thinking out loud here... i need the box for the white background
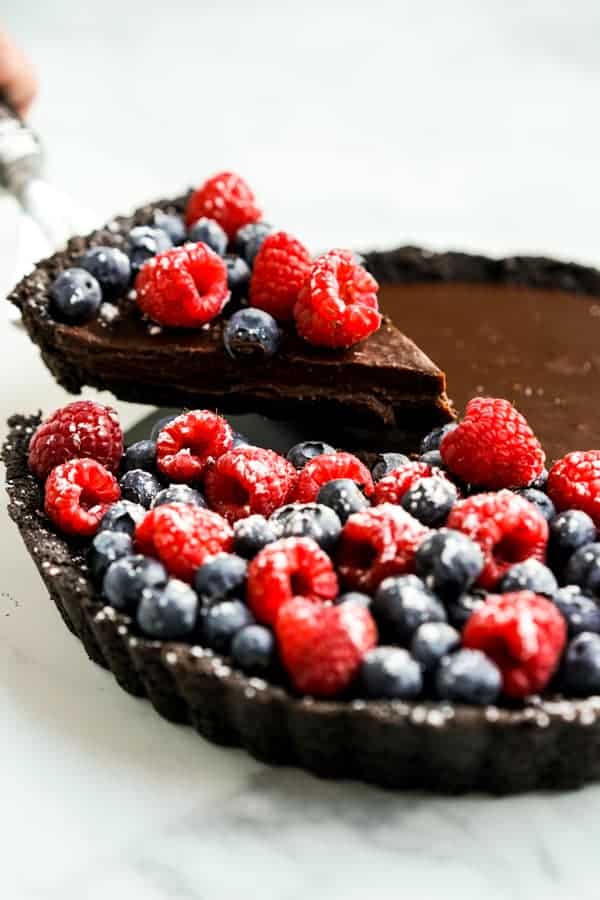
[2,2,600,898]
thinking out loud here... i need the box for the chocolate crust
[6,413,600,794]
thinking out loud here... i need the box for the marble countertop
[3,1,600,897]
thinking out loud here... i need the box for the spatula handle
[0,95,42,194]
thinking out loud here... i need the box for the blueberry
[411,622,460,670]
[98,499,146,536]
[49,267,102,324]
[446,592,486,630]
[371,452,410,482]
[234,222,272,266]
[415,528,484,601]
[359,647,422,699]
[529,468,549,491]
[200,599,255,654]
[564,543,600,597]
[223,308,281,359]
[151,210,186,245]
[150,413,179,441]
[232,430,250,448]
[270,503,341,552]
[78,246,131,299]
[122,440,157,473]
[231,624,276,674]
[316,478,370,524]
[286,441,336,470]
[334,591,372,608]
[119,469,162,508]
[401,476,458,527]
[436,649,501,704]
[103,554,168,612]
[233,515,279,559]
[87,530,132,585]
[515,488,556,522]
[419,450,444,468]
[554,586,600,636]
[193,553,247,605]
[563,632,600,695]
[127,225,172,274]
[152,484,207,508]
[549,510,597,572]
[136,578,198,640]
[420,423,458,455]
[187,217,228,256]
[372,574,446,643]
[498,559,558,596]
[224,254,251,302]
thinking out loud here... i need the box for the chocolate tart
[8,195,453,453]
[6,403,600,795]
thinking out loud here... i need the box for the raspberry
[293,251,381,348]
[204,446,296,523]
[135,502,233,582]
[373,460,449,506]
[293,452,374,504]
[44,458,121,538]
[185,171,261,239]
[463,591,566,698]
[248,231,311,321]
[135,243,229,328]
[276,596,377,697]
[547,451,600,527]
[156,410,233,482]
[337,503,430,593]
[447,491,549,589]
[440,397,545,489]
[247,537,338,625]
[28,400,123,480]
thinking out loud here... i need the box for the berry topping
[293,452,373,504]
[547,451,600,526]
[223,308,281,359]
[411,622,460,670]
[186,217,228,256]
[317,478,371,523]
[247,536,338,625]
[122,440,157,473]
[233,514,279,559]
[231,624,276,675]
[127,225,172,274]
[204,446,296,522]
[103,554,168,612]
[99,499,145,536]
[234,222,273,265]
[420,423,458,455]
[336,504,430,593]
[445,591,486,631]
[199,599,255,654]
[48,267,102,324]
[152,484,207,509]
[371,452,410,482]
[137,579,198,640]
[185,171,261,239]
[249,231,311,320]
[440,397,545,489]
[270,502,342,552]
[231,430,250,449]
[401,476,458,527]
[446,491,549,589]
[554,586,600,636]
[563,632,600,695]
[119,469,162,509]
[564,543,600,597]
[372,574,446,642]
[497,559,558,597]
[151,210,186,245]
[420,450,444,468]
[156,410,233,483]
[87,530,132,585]
[462,591,567,697]
[515,488,556,522]
[223,254,251,301]
[275,596,377,697]
[334,591,372,608]
[28,400,123,480]
[44,458,121,538]
[78,246,132,299]
[135,242,229,328]
[135,502,233,582]
[435,649,502,705]
[548,510,597,571]
[415,529,484,601]
[373,460,447,507]
[193,553,247,605]
[359,646,423,699]
[294,251,381,348]
[286,440,336,470]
